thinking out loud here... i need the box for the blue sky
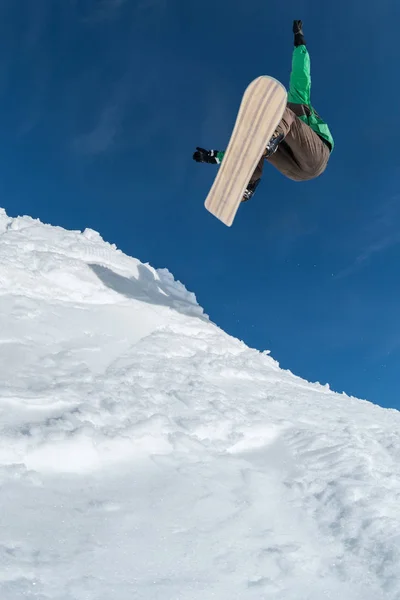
[1,0,399,409]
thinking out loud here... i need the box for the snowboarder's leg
[243,105,328,200]
[267,106,330,181]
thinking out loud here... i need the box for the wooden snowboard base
[205,76,287,227]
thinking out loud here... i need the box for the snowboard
[205,76,287,227]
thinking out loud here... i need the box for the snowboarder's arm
[288,46,311,106]
[287,20,311,106]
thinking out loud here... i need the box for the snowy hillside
[1,207,400,600]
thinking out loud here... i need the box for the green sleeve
[287,45,311,106]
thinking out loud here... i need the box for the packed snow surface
[0,207,400,600]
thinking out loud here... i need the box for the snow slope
[0,207,400,600]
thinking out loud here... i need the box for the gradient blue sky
[0,0,399,409]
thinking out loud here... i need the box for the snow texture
[0,207,400,600]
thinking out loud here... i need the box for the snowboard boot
[264,132,284,158]
[242,178,261,202]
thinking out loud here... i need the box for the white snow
[0,207,400,600]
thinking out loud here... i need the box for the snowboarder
[193,20,334,201]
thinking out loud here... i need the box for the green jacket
[215,45,334,162]
[289,45,334,151]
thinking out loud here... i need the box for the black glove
[293,20,306,47]
[193,147,220,164]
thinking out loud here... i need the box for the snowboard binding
[242,178,261,202]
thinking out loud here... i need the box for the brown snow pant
[250,104,330,184]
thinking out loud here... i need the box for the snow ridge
[0,208,400,600]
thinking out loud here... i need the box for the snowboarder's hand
[293,20,303,34]
[293,20,306,46]
[193,147,221,164]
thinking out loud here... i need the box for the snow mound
[1,207,400,600]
